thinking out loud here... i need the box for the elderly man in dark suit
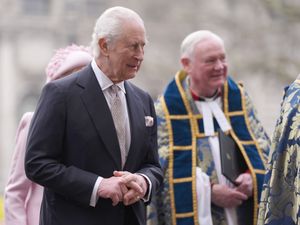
[25,6,163,225]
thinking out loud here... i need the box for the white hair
[180,30,224,59]
[90,6,145,58]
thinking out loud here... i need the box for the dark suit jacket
[25,65,163,225]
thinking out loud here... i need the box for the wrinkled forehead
[197,37,224,49]
[194,38,226,56]
[114,20,147,44]
[121,19,146,35]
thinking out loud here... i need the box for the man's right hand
[97,176,128,206]
[113,171,146,206]
[211,183,248,208]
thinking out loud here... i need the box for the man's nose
[214,59,224,70]
[134,46,144,61]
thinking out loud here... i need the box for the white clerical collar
[195,99,231,136]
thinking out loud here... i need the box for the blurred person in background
[147,30,270,225]
[258,74,300,225]
[4,44,92,225]
[24,6,162,225]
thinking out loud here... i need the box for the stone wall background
[0,0,299,191]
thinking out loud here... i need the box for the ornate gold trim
[173,145,193,151]
[223,81,262,225]
[160,96,177,225]
[175,72,199,225]
[174,177,193,183]
[176,212,195,218]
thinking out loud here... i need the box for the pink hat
[45,44,92,82]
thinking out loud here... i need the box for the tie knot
[111,85,119,93]
[110,85,121,98]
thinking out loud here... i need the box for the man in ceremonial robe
[258,75,300,225]
[147,30,270,225]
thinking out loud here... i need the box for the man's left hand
[234,173,253,197]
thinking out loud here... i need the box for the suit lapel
[124,82,145,169]
[77,65,122,169]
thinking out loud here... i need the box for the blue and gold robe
[147,71,270,225]
[258,79,300,225]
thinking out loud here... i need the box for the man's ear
[181,57,191,72]
[98,38,109,56]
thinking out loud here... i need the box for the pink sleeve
[4,112,34,225]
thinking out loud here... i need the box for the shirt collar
[91,59,126,94]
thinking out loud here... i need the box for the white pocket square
[145,116,154,127]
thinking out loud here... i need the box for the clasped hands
[211,172,253,208]
[97,171,147,206]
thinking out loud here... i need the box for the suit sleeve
[147,97,171,224]
[25,83,98,206]
[135,93,163,203]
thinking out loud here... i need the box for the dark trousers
[124,205,139,225]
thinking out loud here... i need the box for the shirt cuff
[89,176,102,207]
[137,173,152,202]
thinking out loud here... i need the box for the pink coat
[4,112,43,225]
